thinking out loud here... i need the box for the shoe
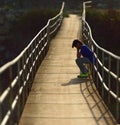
[77,72,90,78]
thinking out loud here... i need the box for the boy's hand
[77,48,81,58]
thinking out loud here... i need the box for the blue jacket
[80,45,96,64]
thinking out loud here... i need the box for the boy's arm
[77,48,81,58]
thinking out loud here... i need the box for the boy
[72,39,95,78]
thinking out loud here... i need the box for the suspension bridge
[0,2,120,125]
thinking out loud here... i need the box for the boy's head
[72,39,83,48]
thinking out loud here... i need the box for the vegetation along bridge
[0,2,120,125]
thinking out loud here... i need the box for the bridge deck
[19,14,117,125]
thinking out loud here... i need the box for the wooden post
[116,60,120,123]
[9,67,14,125]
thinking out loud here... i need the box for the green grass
[86,8,120,56]
[0,8,59,66]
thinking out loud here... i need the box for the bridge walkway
[19,14,117,125]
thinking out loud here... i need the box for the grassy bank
[0,9,58,66]
[86,9,120,56]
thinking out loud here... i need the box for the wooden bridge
[0,2,120,125]
[19,14,117,125]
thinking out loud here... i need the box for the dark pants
[76,57,91,74]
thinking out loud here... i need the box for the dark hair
[72,39,83,48]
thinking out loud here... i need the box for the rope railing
[82,1,120,123]
[0,2,65,125]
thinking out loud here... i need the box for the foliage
[0,9,58,66]
[10,9,58,51]
[15,9,57,38]
[86,9,120,55]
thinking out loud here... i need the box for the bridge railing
[0,2,65,125]
[82,1,120,123]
